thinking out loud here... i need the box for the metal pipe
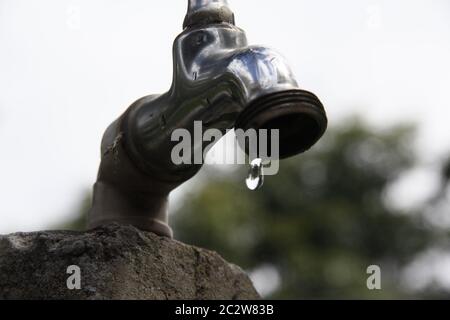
[187,0,229,12]
[88,1,327,237]
[184,0,234,28]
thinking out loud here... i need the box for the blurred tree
[56,192,91,231]
[171,118,448,299]
[60,118,449,299]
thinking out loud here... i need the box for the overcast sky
[0,0,449,234]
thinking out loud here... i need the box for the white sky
[0,0,449,234]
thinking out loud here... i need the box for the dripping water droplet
[246,158,264,190]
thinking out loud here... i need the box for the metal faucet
[87,0,328,238]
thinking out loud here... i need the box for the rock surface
[0,223,260,300]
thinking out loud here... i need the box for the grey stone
[0,223,260,300]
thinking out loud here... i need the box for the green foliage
[60,118,448,299]
[56,192,91,231]
[172,119,446,299]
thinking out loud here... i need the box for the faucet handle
[184,0,235,29]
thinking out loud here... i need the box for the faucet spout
[87,1,328,238]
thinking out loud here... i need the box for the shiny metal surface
[188,0,229,11]
[184,0,234,28]
[88,1,328,237]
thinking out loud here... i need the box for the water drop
[246,158,264,190]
